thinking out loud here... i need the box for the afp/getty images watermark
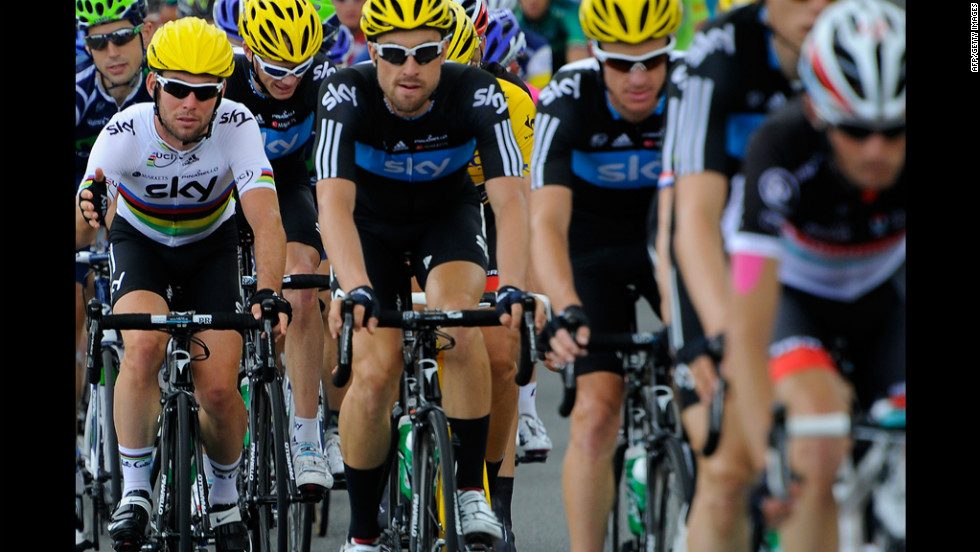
[973,3,979,72]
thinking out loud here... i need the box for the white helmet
[798,0,905,126]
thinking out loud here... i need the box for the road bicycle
[333,292,537,552]
[235,224,335,552]
[76,239,123,551]
[764,397,906,552]
[564,330,695,552]
[87,299,277,552]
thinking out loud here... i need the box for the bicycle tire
[288,501,314,552]
[316,490,330,537]
[251,381,275,552]
[412,408,462,552]
[647,436,695,552]
[176,392,194,552]
[606,441,638,552]
[268,379,296,552]
[102,346,123,509]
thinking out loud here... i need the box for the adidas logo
[392,141,408,152]
[611,133,633,148]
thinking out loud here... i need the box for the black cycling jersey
[531,57,673,255]
[664,1,803,187]
[223,52,337,254]
[730,98,906,301]
[313,61,524,228]
[531,56,674,375]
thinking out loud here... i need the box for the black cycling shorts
[356,196,488,311]
[107,217,241,314]
[572,243,661,378]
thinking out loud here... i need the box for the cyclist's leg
[319,260,347,480]
[278,178,331,492]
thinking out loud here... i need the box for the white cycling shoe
[516,413,552,462]
[458,489,504,541]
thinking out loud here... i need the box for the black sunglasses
[155,75,225,102]
[591,36,675,73]
[375,41,444,66]
[836,123,906,140]
[85,24,143,51]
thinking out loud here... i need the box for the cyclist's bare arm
[529,184,588,364]
[315,176,376,335]
[673,170,730,401]
[726,253,781,469]
[239,186,289,330]
[484,174,532,330]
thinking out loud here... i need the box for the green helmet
[310,0,336,22]
[76,0,147,31]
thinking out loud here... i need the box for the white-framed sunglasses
[254,54,315,80]
[591,35,676,73]
[374,40,445,66]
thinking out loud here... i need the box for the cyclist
[529,0,681,549]
[333,0,370,64]
[724,1,905,549]
[75,17,290,552]
[314,0,356,65]
[312,0,537,547]
[75,1,152,533]
[661,0,834,549]
[177,0,216,20]
[442,3,536,549]
[226,0,337,496]
[212,0,245,48]
[145,0,180,36]
[515,0,589,84]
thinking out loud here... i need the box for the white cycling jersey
[79,99,276,248]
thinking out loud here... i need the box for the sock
[485,458,503,495]
[344,462,387,541]
[291,416,321,449]
[119,445,154,496]
[447,415,490,491]
[518,382,538,419]
[207,453,242,506]
[491,476,515,531]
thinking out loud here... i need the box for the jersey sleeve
[671,29,738,179]
[726,117,794,261]
[505,80,536,176]
[463,69,524,182]
[79,109,142,202]
[529,73,577,191]
[658,55,688,189]
[312,68,364,182]
[217,102,277,196]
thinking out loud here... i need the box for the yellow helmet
[445,0,478,63]
[579,0,682,44]
[147,16,235,77]
[360,0,454,40]
[239,0,323,63]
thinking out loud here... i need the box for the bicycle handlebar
[333,295,538,388]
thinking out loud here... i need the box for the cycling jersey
[76,62,152,188]
[515,0,587,74]
[531,57,672,255]
[223,52,337,254]
[728,99,907,302]
[665,2,802,187]
[313,61,524,226]
[78,100,276,248]
[530,56,671,375]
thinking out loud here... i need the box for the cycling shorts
[572,243,661,378]
[358,197,488,311]
[107,217,241,314]
[769,264,906,412]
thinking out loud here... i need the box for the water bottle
[398,415,413,501]
[623,444,647,536]
[240,376,251,446]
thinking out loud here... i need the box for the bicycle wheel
[288,501,314,552]
[176,392,195,552]
[102,345,123,508]
[316,491,330,537]
[647,436,695,552]
[411,408,462,552]
[249,381,275,552]
[268,378,297,552]
[606,441,642,552]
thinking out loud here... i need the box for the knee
[790,437,849,491]
[569,396,621,454]
[350,359,400,415]
[121,335,168,381]
[283,287,320,322]
[197,383,244,416]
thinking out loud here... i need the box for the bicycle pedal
[465,533,496,551]
[299,486,327,503]
[516,451,548,464]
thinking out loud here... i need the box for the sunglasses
[85,24,143,51]
[374,41,444,66]
[155,75,225,102]
[591,35,675,73]
[253,54,315,80]
[835,123,906,140]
